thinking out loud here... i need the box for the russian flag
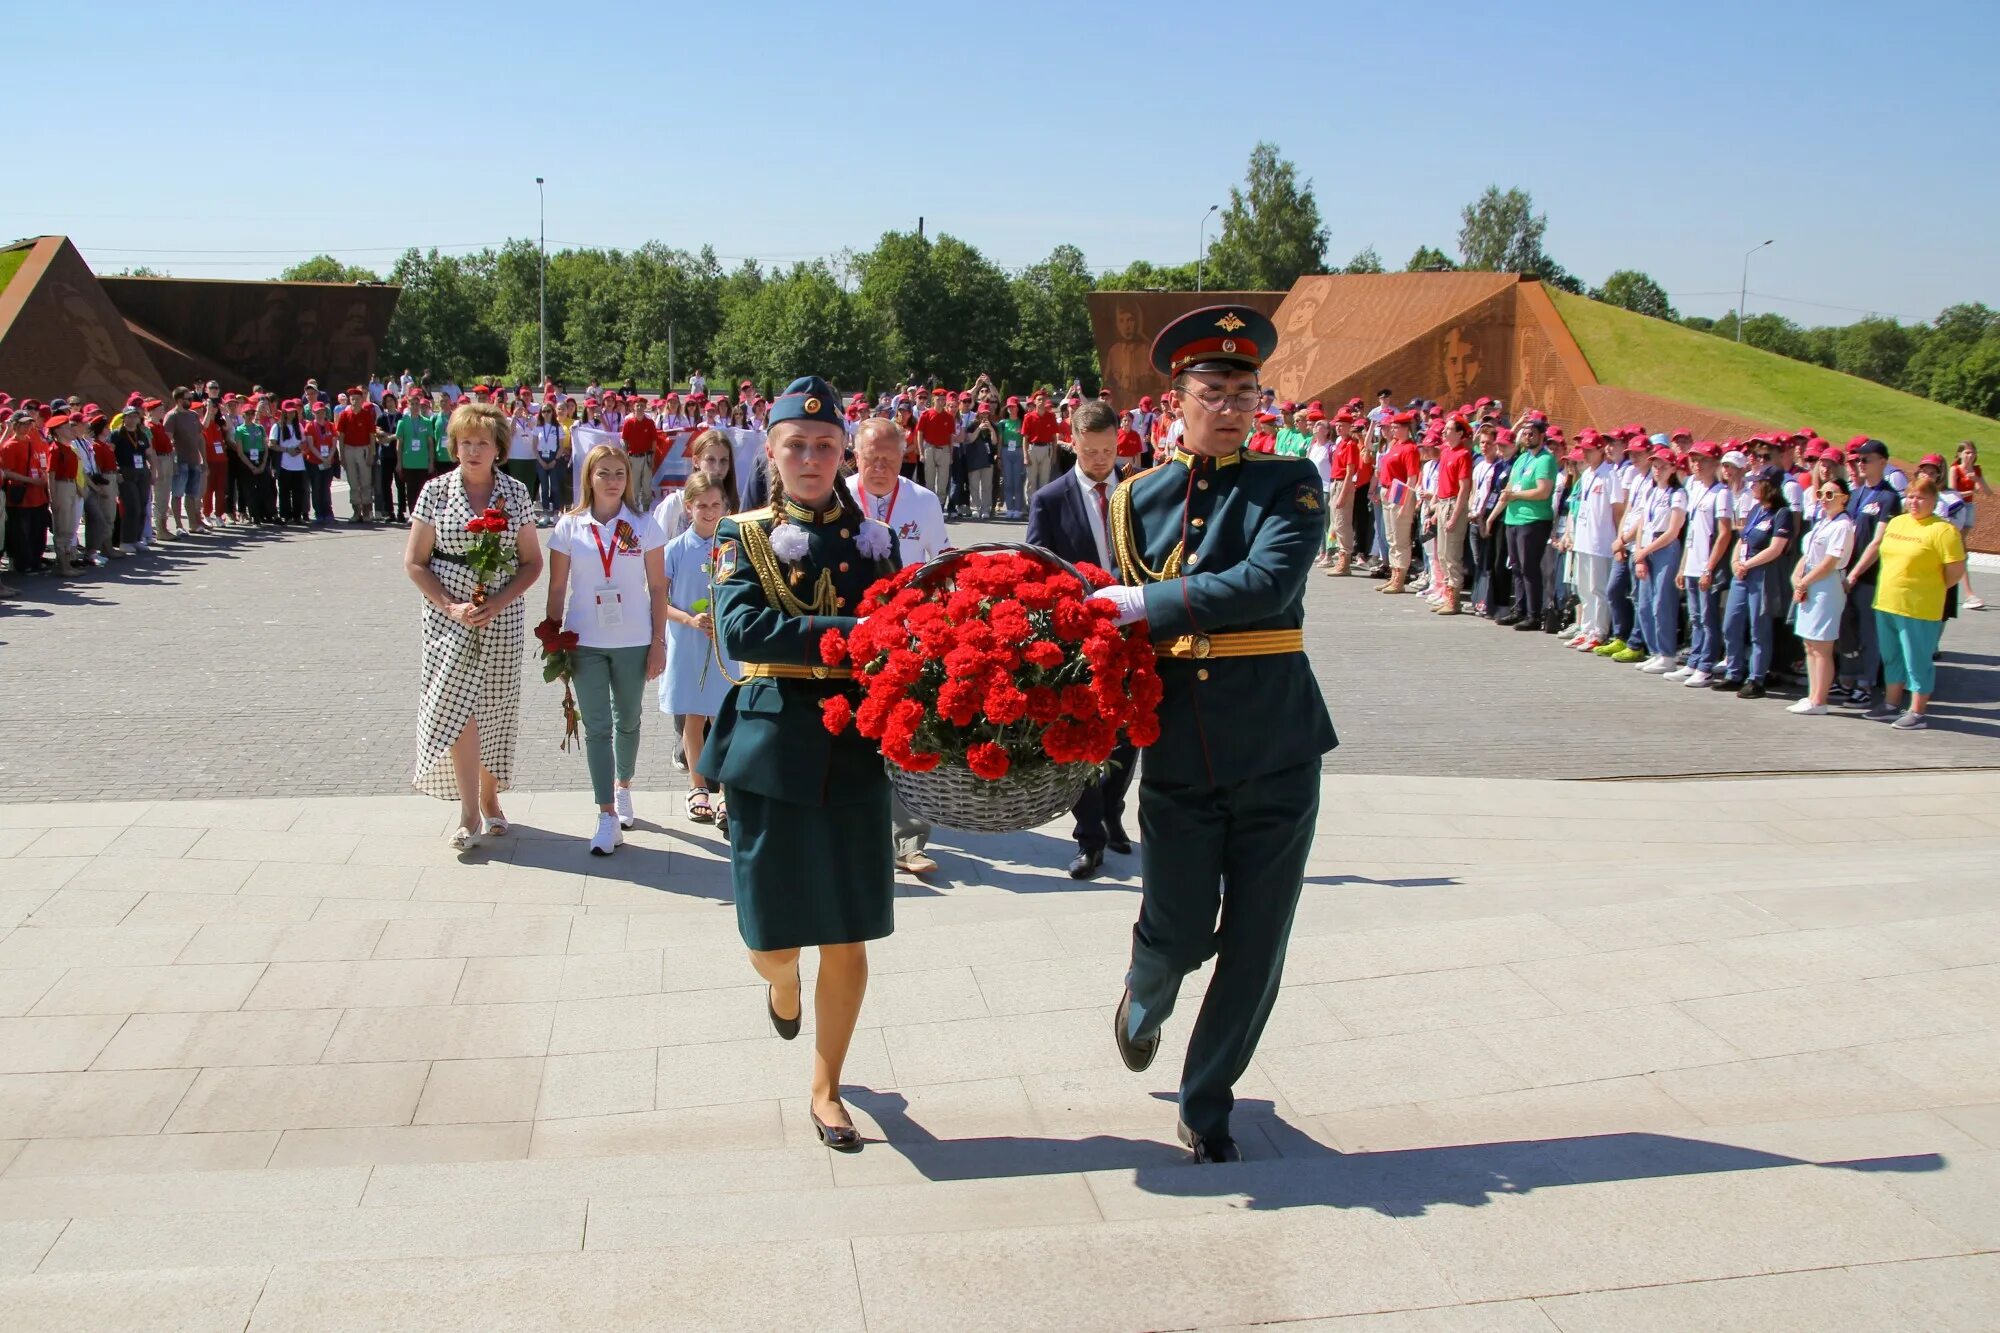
[1387,479,1408,506]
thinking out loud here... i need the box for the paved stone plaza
[0,507,1996,1329]
[2,516,1996,802]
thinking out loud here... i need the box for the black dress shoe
[1068,848,1103,880]
[1710,676,1744,692]
[1512,619,1541,631]
[1737,679,1767,699]
[767,967,801,1041]
[1104,826,1133,855]
[1113,988,1159,1072]
[810,1104,862,1152]
[1494,612,1522,626]
[1178,1118,1242,1164]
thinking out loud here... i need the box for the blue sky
[8,0,1994,326]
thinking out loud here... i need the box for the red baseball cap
[1138,395,1154,408]
[1691,440,1722,459]
[1919,453,1947,468]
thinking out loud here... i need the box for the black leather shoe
[1738,680,1767,700]
[1494,612,1522,626]
[1710,677,1744,692]
[1512,619,1541,631]
[1178,1118,1242,1164]
[767,967,801,1041]
[1068,849,1103,880]
[1104,826,1133,855]
[1113,988,1159,1072]
[810,1103,862,1152]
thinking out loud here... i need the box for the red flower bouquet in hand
[534,618,583,751]
[460,506,518,662]
[822,549,1163,804]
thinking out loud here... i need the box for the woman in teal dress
[697,375,899,1151]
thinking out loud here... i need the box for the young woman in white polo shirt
[544,444,670,854]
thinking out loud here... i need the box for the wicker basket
[882,541,1102,833]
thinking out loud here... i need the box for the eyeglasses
[1181,390,1262,415]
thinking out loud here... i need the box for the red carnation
[966,742,1011,781]
[1024,685,1062,723]
[1051,600,1092,641]
[819,628,849,666]
[821,695,853,735]
[983,682,1029,725]
[1023,640,1064,670]
[1074,561,1116,589]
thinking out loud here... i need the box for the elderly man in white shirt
[847,417,951,875]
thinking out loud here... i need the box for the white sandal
[449,823,481,851]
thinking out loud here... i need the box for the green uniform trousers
[572,645,649,806]
[1124,758,1320,1141]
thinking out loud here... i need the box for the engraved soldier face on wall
[1442,326,1481,402]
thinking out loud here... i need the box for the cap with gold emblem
[1150,304,1281,377]
[766,375,845,429]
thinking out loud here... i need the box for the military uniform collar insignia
[781,495,846,525]
[1171,447,1244,471]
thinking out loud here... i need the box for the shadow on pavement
[846,1089,1947,1218]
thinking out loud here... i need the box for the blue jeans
[1000,446,1025,515]
[1723,574,1773,682]
[1685,577,1723,673]
[1635,544,1682,656]
[1607,553,1639,646]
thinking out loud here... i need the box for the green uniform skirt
[726,781,894,952]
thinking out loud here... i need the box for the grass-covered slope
[1553,289,1996,452]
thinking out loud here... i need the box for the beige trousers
[1331,488,1357,554]
[150,455,174,535]
[1438,514,1469,593]
[49,478,82,560]
[1387,499,1417,570]
[342,445,374,519]
[1025,444,1056,501]
[922,445,952,501]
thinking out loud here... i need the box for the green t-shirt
[232,420,267,465]
[397,414,435,469]
[1503,448,1557,524]
[998,418,1022,448]
[1274,427,1310,459]
[428,413,453,465]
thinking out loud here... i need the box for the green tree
[1798,325,1839,369]
[1902,303,1998,398]
[854,230,1014,385]
[1594,269,1676,320]
[1405,245,1456,273]
[1734,313,1810,360]
[1094,259,1199,291]
[1832,317,1918,385]
[379,248,505,381]
[1458,185,1556,274]
[1930,339,2000,418]
[1009,244,1098,393]
[711,260,889,393]
[105,265,165,278]
[1342,246,1384,275]
[1204,142,1329,291]
[279,254,381,284]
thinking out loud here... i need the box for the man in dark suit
[1026,399,1137,879]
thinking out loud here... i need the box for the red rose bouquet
[533,618,583,751]
[819,548,1162,820]
[460,505,518,661]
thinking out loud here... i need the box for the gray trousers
[891,792,931,859]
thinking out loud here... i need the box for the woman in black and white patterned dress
[403,402,544,849]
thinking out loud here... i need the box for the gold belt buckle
[811,665,830,680]
[1190,634,1213,659]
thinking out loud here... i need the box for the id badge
[594,584,625,629]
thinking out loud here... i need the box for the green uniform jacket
[1113,448,1337,788]
[698,507,898,808]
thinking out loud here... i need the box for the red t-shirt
[1354,447,1376,487]
[915,408,957,448]
[1115,428,1144,458]
[1330,439,1361,482]
[1435,444,1473,501]
[302,421,337,467]
[1056,420,1073,445]
[1020,410,1058,445]
[1247,430,1276,455]
[334,404,377,448]
[92,439,120,474]
[621,415,661,459]
[47,439,82,482]
[2,438,49,506]
[1378,440,1420,489]
[149,422,174,457]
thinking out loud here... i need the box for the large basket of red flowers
[816,543,1163,834]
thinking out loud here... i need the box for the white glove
[1088,585,1148,626]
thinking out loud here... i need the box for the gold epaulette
[737,516,840,617]
[1110,476,1184,585]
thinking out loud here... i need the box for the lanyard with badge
[589,521,626,630]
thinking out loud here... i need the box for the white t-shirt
[1640,481,1687,545]
[1681,478,1732,576]
[506,417,536,461]
[847,473,948,568]
[1619,473,1652,542]
[1800,512,1855,573]
[1568,462,1622,558]
[549,507,666,650]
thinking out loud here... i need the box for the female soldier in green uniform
[698,375,899,1151]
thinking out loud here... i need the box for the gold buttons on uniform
[1188,553,1201,566]
[1197,479,1210,491]
[839,562,850,572]
[1197,669,1210,681]
[1191,517,1205,528]
[839,528,851,539]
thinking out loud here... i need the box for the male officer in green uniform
[1088,304,1337,1163]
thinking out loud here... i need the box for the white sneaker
[1682,670,1712,687]
[1966,595,1986,610]
[1662,666,1693,682]
[1786,700,1828,715]
[1639,656,1673,674]
[613,787,635,829]
[589,811,623,856]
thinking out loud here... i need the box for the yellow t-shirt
[1872,514,1966,621]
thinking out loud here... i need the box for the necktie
[1092,480,1108,528]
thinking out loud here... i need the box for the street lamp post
[1737,239,1773,342]
[1196,203,1219,293]
[535,177,547,383]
